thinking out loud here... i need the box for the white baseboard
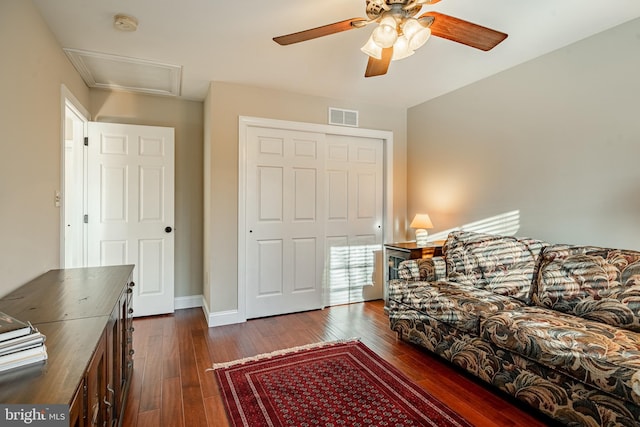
[207,309,246,327]
[175,295,245,327]
[174,295,204,310]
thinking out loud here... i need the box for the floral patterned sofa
[388,230,640,426]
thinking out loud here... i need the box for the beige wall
[90,90,204,298]
[0,0,90,295]
[407,18,640,250]
[204,82,407,313]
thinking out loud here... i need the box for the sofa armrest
[397,257,446,282]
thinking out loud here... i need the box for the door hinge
[84,137,88,146]
[83,214,88,224]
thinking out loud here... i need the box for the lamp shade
[410,214,433,230]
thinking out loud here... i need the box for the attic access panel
[64,48,182,97]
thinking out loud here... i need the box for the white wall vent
[328,108,359,127]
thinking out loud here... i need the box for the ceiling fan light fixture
[403,19,431,50]
[402,17,420,34]
[372,16,398,48]
[272,2,509,78]
[361,35,383,59]
[391,35,414,61]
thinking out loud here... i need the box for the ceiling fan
[273,0,508,77]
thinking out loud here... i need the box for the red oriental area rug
[212,339,472,427]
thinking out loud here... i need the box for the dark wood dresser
[0,265,135,427]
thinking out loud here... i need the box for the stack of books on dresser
[0,311,47,373]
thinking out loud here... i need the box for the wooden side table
[382,241,444,310]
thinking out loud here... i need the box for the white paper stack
[0,312,47,373]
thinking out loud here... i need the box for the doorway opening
[61,85,89,268]
[59,87,176,316]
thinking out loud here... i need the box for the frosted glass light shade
[410,27,431,50]
[402,18,421,38]
[361,35,383,59]
[379,16,397,29]
[372,16,398,48]
[391,35,414,60]
[403,18,431,50]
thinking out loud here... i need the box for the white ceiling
[33,0,640,108]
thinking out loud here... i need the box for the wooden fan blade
[421,12,508,51]
[273,18,367,45]
[365,47,393,78]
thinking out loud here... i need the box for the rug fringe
[208,337,360,371]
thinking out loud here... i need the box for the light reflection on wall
[424,178,468,215]
[427,210,521,241]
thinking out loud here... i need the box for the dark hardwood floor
[123,300,553,426]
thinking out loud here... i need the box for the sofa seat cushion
[481,306,640,404]
[443,231,547,303]
[534,244,640,332]
[388,280,525,334]
[391,304,640,426]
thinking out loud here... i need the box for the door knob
[165,226,173,233]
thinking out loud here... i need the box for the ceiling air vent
[328,108,359,127]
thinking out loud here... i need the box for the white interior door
[87,122,175,317]
[63,104,88,268]
[245,126,325,318]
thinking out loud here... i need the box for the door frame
[238,116,394,323]
[60,84,90,268]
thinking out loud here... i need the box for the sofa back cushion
[443,231,546,303]
[534,244,640,332]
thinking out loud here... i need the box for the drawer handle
[129,349,135,356]
[91,402,99,425]
[129,281,135,287]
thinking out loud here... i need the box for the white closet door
[245,126,325,319]
[324,134,384,306]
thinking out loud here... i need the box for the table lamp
[410,213,433,247]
